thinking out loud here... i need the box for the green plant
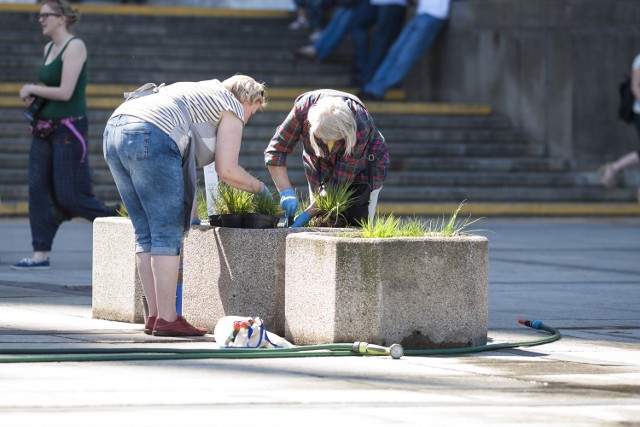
[356,214,402,238]
[399,216,429,237]
[251,190,283,216]
[116,203,128,218]
[346,202,482,238]
[213,181,254,214]
[196,184,208,220]
[312,182,357,227]
[427,201,482,237]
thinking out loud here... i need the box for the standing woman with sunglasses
[13,0,117,270]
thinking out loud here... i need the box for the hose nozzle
[352,341,404,359]
[518,319,543,330]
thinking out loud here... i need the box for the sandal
[598,163,616,188]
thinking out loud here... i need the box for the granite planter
[92,217,144,323]
[181,225,314,335]
[284,232,489,349]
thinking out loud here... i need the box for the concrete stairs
[1,3,638,217]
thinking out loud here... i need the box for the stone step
[0,96,492,115]
[1,4,634,209]
[0,124,529,148]
[0,164,599,187]
[0,8,355,86]
[1,181,634,205]
[0,83,408,103]
[0,138,543,163]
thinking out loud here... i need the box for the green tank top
[38,36,87,120]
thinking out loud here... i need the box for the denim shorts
[103,115,184,255]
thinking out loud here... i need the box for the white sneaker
[309,30,322,42]
[288,16,309,30]
[295,45,317,61]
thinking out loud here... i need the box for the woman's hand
[19,85,35,103]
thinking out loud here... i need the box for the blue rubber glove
[279,188,298,218]
[191,219,201,226]
[290,211,311,228]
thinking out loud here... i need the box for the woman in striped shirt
[103,75,268,337]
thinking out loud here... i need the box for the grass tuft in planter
[307,183,357,228]
[213,181,254,215]
[116,203,129,218]
[252,190,283,217]
[210,181,283,228]
[346,202,482,238]
[245,190,283,229]
[196,185,209,221]
[211,182,253,227]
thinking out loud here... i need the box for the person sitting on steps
[358,0,451,101]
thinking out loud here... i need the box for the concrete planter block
[92,217,144,323]
[182,226,313,335]
[285,233,489,349]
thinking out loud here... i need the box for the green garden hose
[0,319,560,363]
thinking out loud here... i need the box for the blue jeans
[351,4,406,86]
[313,6,354,60]
[103,115,184,255]
[294,0,334,30]
[28,116,115,252]
[364,13,447,98]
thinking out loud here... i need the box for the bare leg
[611,152,640,173]
[136,252,158,318]
[32,251,49,263]
[599,152,640,187]
[151,254,180,322]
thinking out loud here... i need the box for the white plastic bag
[214,316,293,348]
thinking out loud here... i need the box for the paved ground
[0,216,639,426]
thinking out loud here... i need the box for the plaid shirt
[264,90,389,190]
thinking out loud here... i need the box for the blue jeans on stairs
[363,13,447,98]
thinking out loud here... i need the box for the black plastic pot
[208,214,223,227]
[244,213,280,229]
[219,213,245,228]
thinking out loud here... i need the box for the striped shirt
[264,90,389,190]
[110,79,244,166]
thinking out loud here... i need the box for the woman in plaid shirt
[265,90,389,227]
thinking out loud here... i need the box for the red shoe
[153,316,207,337]
[144,316,157,335]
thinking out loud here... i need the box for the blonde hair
[308,97,357,156]
[41,0,81,31]
[221,74,267,108]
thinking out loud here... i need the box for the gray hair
[307,97,357,156]
[221,74,267,108]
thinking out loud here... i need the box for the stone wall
[406,0,640,169]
